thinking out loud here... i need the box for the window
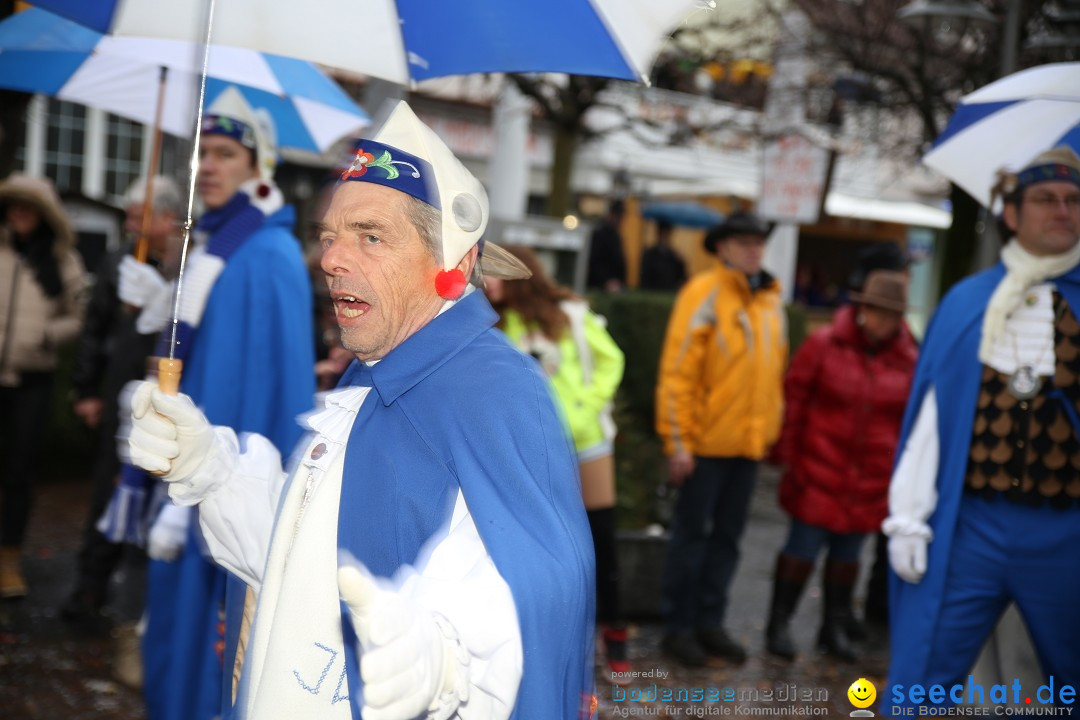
[43,99,86,193]
[105,114,145,200]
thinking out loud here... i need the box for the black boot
[817,559,859,663]
[765,553,814,661]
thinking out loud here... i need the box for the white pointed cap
[373,101,486,271]
[204,86,278,182]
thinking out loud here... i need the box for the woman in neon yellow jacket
[486,244,628,674]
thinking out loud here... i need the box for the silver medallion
[1007,365,1042,400]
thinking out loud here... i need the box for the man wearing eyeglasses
[886,145,1080,715]
[655,210,788,666]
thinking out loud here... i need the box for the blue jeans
[662,456,758,632]
[781,518,865,564]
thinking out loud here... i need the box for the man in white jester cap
[885,146,1080,715]
[123,101,596,720]
[113,86,315,720]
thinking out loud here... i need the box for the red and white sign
[758,134,831,225]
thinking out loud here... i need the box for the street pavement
[595,464,891,719]
[1,467,891,719]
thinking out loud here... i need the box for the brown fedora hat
[849,270,908,313]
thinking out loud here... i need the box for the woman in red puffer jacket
[765,270,917,663]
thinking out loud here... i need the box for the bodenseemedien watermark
[609,681,829,717]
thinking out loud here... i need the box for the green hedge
[590,290,808,528]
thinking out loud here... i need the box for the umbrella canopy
[30,0,705,84]
[0,7,369,154]
[923,62,1080,208]
[641,201,725,229]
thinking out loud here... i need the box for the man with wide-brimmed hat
[122,101,594,720]
[885,145,1080,714]
[655,209,788,666]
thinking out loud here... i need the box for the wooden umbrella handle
[157,358,183,396]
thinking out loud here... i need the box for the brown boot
[1,546,28,599]
[765,553,814,660]
[818,559,860,662]
[112,622,144,689]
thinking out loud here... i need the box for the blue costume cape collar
[338,289,497,403]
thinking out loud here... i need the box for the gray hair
[124,176,184,218]
[402,194,482,286]
[403,194,443,264]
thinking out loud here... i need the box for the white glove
[118,255,168,308]
[136,279,174,334]
[147,502,190,562]
[338,555,466,720]
[127,381,216,483]
[888,534,928,584]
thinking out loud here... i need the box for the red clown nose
[435,268,467,299]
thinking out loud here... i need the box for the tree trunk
[545,125,578,218]
[938,183,980,299]
[0,90,29,179]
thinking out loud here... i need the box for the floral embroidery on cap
[340,148,419,182]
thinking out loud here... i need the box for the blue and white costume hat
[993,145,1080,208]
[203,86,278,183]
[339,101,528,296]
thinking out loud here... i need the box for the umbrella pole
[135,66,168,264]
[158,0,218,394]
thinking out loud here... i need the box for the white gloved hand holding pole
[118,255,168,308]
[127,381,217,486]
[147,502,191,562]
[338,553,468,720]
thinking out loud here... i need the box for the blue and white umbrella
[923,62,1080,208]
[0,7,369,154]
[29,0,709,84]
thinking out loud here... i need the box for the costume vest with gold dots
[965,292,1080,507]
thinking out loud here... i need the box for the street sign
[758,133,831,225]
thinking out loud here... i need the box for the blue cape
[143,205,315,720]
[335,289,596,719]
[887,262,1080,704]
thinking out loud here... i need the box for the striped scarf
[98,181,283,545]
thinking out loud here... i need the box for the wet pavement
[2,467,889,719]
[594,464,891,719]
[1,475,146,720]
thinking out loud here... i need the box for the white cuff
[167,426,238,506]
[881,515,934,540]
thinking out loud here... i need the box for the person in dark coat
[639,220,687,291]
[62,177,182,661]
[766,270,917,662]
[587,199,627,291]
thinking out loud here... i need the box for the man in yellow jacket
[655,210,787,666]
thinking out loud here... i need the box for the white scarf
[978,239,1080,365]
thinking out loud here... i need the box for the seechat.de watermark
[889,675,1076,716]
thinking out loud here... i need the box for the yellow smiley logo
[848,678,877,709]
